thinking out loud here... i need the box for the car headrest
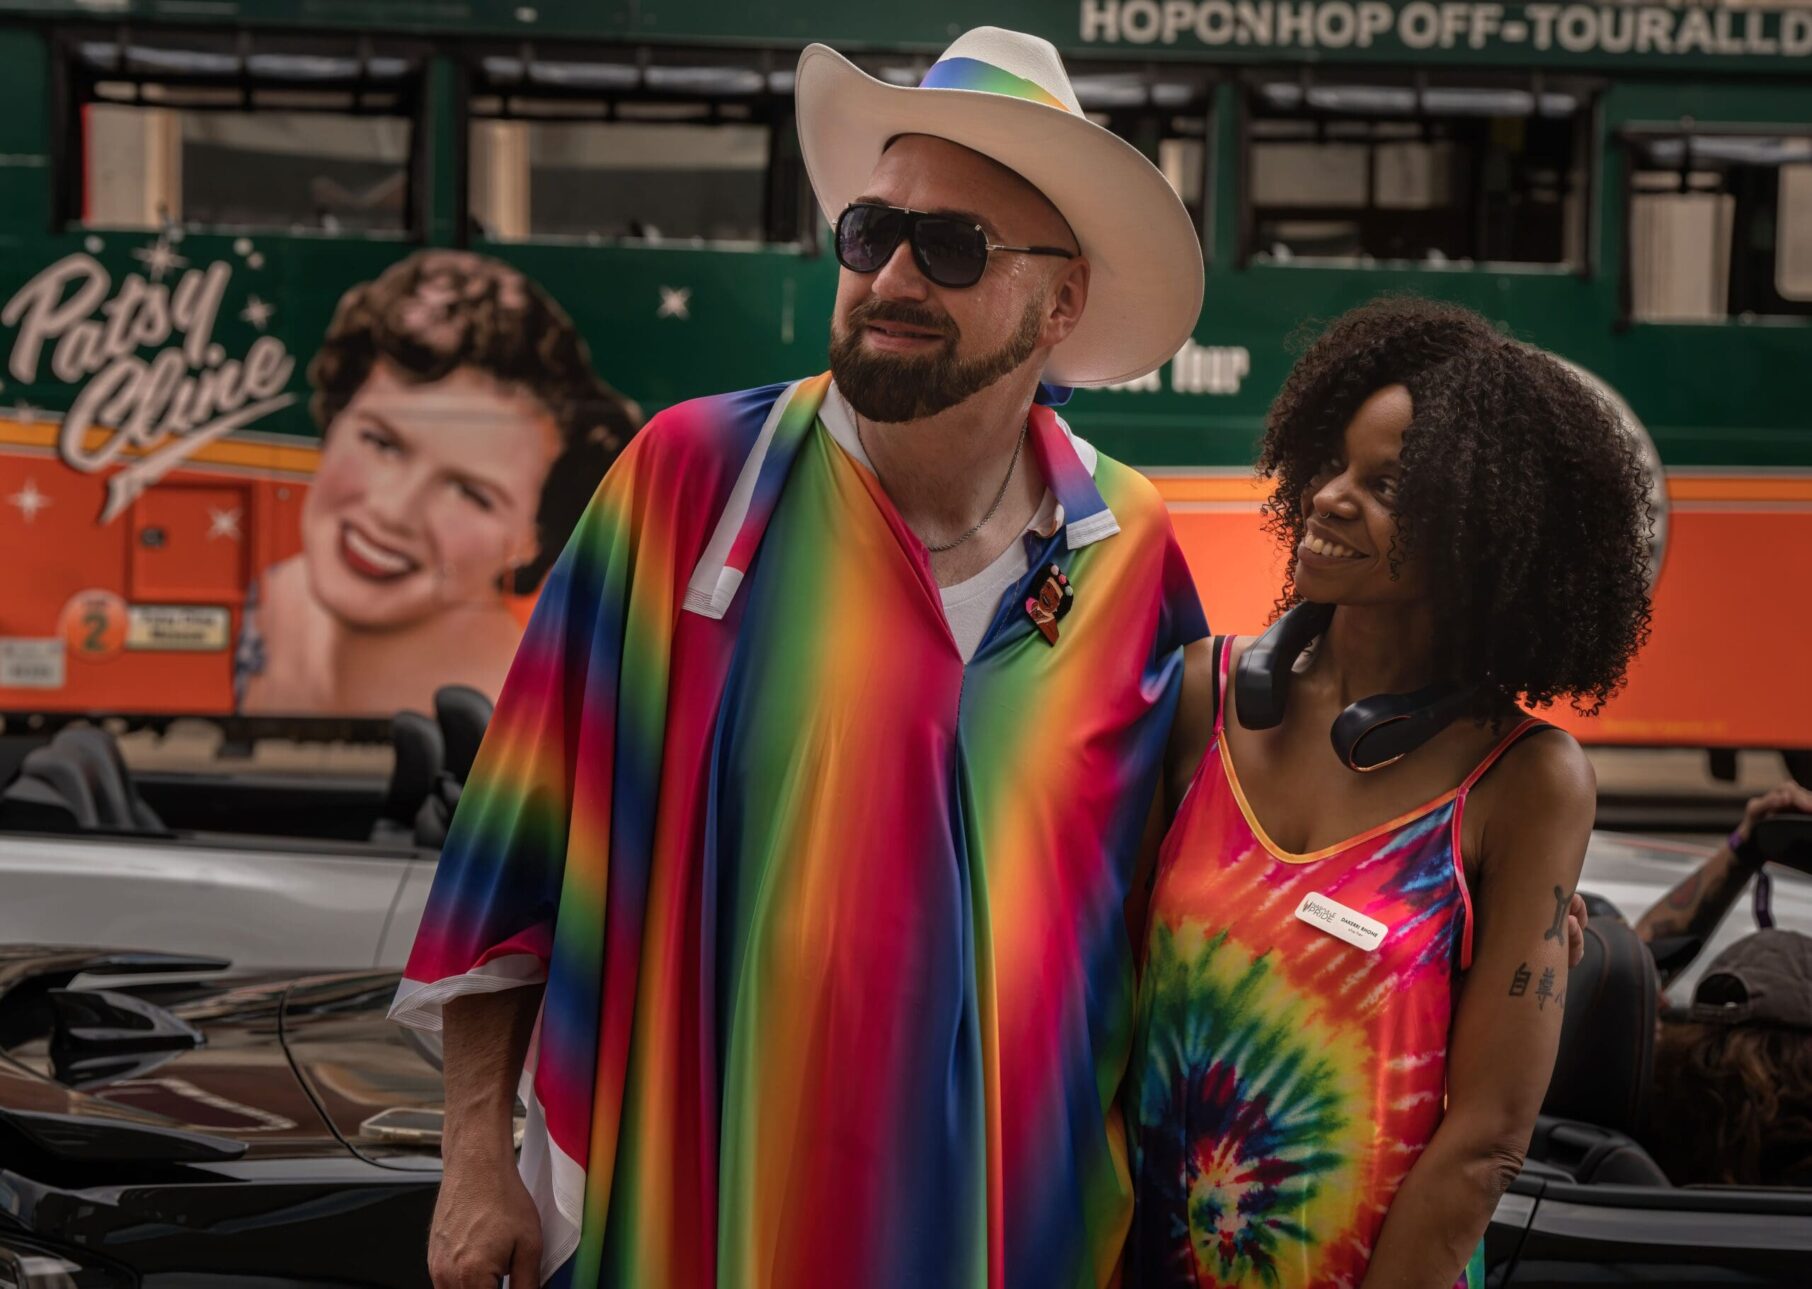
[1543,906,1658,1136]
[0,728,164,834]
[51,728,144,831]
[5,743,101,830]
[1,745,97,830]
[434,686,493,786]
[59,727,165,831]
[381,710,444,828]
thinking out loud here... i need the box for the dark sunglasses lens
[837,205,904,273]
[913,218,988,287]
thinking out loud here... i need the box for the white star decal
[8,479,52,523]
[131,237,188,283]
[240,295,274,331]
[657,286,692,320]
[206,506,242,541]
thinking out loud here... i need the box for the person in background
[1626,780,1812,1188]
[1635,780,1812,985]
[1645,927,1812,1187]
[238,250,636,717]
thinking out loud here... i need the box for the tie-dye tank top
[1128,639,1542,1289]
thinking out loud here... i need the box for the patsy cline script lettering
[2,252,296,522]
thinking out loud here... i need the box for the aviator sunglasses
[835,202,1076,289]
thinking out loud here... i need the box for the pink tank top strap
[1213,635,1236,739]
[1459,715,1552,795]
[1449,715,1553,969]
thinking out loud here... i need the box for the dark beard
[828,294,1045,423]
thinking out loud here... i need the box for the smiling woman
[1128,297,1656,1289]
[237,250,638,717]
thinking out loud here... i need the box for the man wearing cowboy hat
[393,27,1210,1289]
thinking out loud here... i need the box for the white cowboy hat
[794,26,1204,388]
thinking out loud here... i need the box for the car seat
[0,727,163,833]
[1,743,101,830]
[371,710,444,844]
[54,728,164,831]
[435,686,492,786]
[412,686,495,849]
[1532,902,1671,1185]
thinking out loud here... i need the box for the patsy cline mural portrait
[237,250,637,717]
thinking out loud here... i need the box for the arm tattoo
[1664,869,1704,912]
[1542,884,1570,943]
[1639,850,1756,966]
[1509,961,1563,1010]
[1534,967,1559,1010]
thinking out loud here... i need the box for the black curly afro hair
[1259,295,1655,717]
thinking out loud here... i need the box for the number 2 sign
[59,589,128,663]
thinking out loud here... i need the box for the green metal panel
[425,56,461,247]
[471,240,837,413]
[1207,81,1241,268]
[0,28,49,235]
[1,1,1811,74]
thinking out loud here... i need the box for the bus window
[1243,78,1587,268]
[467,49,809,248]
[1071,68,1212,246]
[1781,165,1812,303]
[1626,134,1812,322]
[65,31,422,235]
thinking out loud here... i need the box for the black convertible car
[3,824,1811,1286]
[0,949,442,1288]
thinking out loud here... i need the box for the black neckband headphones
[1234,601,1478,773]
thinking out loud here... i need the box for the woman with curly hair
[240,250,637,716]
[1126,297,1654,1288]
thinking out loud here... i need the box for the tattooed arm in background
[1635,781,1812,984]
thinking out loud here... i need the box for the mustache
[845,297,959,342]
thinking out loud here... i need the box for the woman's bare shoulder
[1467,721,1596,880]
[1484,721,1595,809]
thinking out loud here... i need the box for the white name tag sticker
[1294,892,1390,952]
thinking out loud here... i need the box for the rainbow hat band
[793,26,1203,388]
[916,56,1076,113]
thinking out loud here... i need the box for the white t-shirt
[820,386,1056,663]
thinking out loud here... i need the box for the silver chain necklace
[855,411,1028,554]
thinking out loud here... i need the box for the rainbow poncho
[392,375,1207,1287]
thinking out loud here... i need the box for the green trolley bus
[0,0,1807,760]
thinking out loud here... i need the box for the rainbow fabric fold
[392,374,1207,1288]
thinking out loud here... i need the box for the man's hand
[1566,890,1588,970]
[430,988,545,1287]
[1735,780,1812,847]
[428,1153,541,1288]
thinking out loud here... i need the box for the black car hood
[280,971,445,1168]
[0,948,442,1168]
